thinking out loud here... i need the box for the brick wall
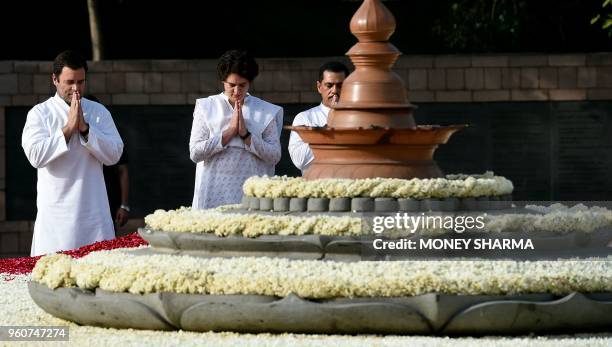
[1,53,611,257]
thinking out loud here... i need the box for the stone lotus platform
[241,195,514,212]
[137,228,612,260]
[138,203,612,260]
[28,282,612,335]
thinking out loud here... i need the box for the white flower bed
[2,273,610,347]
[486,204,612,233]
[32,251,612,297]
[242,172,514,199]
[145,207,363,237]
[145,204,612,236]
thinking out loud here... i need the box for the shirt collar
[53,93,70,110]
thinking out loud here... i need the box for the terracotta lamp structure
[287,0,466,180]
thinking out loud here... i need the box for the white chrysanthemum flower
[33,251,612,298]
[242,174,514,199]
[146,203,612,236]
[145,208,364,237]
[485,204,612,233]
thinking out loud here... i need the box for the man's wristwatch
[240,130,251,140]
[120,205,130,213]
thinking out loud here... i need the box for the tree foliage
[432,0,527,52]
[591,0,612,37]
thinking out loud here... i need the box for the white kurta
[22,94,124,256]
[288,103,330,172]
[189,93,283,209]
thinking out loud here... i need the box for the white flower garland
[32,251,612,297]
[242,172,514,199]
[145,204,612,236]
[145,207,363,237]
[486,204,612,233]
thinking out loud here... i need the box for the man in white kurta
[289,104,330,172]
[190,93,282,209]
[22,52,123,256]
[289,62,349,173]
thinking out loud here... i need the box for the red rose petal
[0,232,148,277]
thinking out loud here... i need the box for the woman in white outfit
[189,50,283,209]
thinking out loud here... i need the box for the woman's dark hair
[216,50,259,82]
[53,50,88,77]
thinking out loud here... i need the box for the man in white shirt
[288,62,349,173]
[22,50,123,256]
